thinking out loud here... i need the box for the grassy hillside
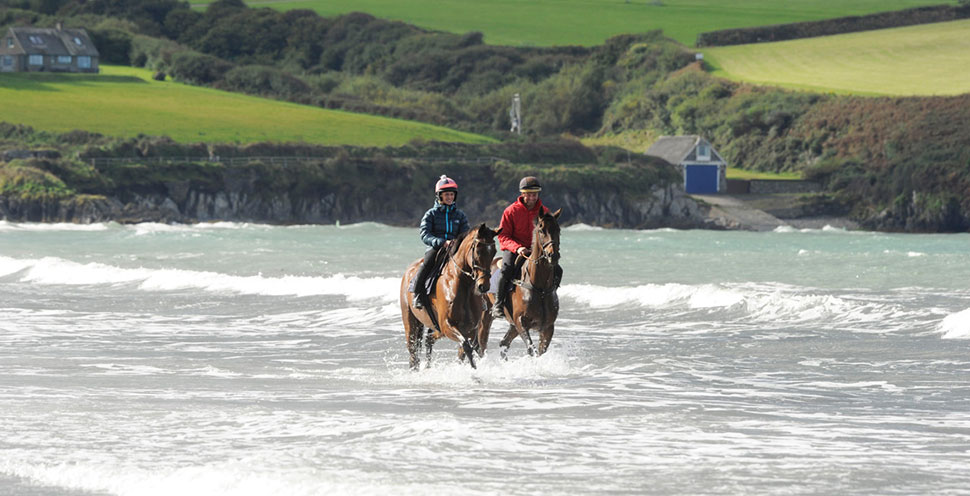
[702,19,970,96]
[0,66,495,145]
[195,0,947,47]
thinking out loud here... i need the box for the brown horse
[481,209,561,359]
[400,223,501,370]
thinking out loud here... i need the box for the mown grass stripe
[0,65,495,145]
[702,19,970,96]
[197,0,944,47]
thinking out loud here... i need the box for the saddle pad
[488,269,501,294]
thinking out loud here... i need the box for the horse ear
[552,208,562,220]
[477,223,498,238]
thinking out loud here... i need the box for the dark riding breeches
[497,250,563,288]
[496,250,562,299]
[410,246,441,295]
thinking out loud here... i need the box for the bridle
[514,222,560,295]
[532,219,560,265]
[535,238,560,264]
[451,236,492,282]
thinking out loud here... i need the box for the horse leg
[477,302,493,358]
[407,326,423,371]
[538,324,555,356]
[521,330,537,357]
[514,315,537,357]
[498,324,517,360]
[461,338,478,369]
[422,328,435,369]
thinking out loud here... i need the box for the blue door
[685,165,719,194]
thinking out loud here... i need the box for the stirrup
[412,293,424,309]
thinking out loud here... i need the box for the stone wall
[748,180,820,194]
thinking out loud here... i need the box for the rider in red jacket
[491,176,562,317]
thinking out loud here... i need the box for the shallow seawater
[2,221,969,495]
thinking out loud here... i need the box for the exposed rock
[0,183,713,229]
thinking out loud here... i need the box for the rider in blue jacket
[410,175,470,309]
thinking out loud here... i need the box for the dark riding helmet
[435,175,458,201]
[519,176,541,193]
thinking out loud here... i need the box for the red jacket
[498,196,548,253]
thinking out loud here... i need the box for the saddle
[423,248,449,296]
[409,247,450,297]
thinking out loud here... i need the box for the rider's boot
[411,259,432,309]
[491,266,512,317]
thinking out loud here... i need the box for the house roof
[644,135,702,164]
[644,135,726,165]
[6,26,99,57]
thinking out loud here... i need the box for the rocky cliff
[0,181,711,229]
[0,153,713,229]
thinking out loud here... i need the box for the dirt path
[693,194,859,231]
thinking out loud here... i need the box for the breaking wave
[939,308,970,339]
[0,255,398,301]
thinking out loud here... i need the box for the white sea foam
[0,256,32,277]
[0,220,112,232]
[0,458,465,496]
[129,221,271,235]
[773,225,857,234]
[560,282,740,309]
[939,308,970,339]
[563,223,604,231]
[560,281,907,325]
[2,255,398,301]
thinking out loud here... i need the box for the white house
[1,25,100,73]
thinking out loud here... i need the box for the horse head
[456,223,501,294]
[532,208,562,265]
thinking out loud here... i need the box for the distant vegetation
[2,0,969,231]
[703,19,970,96]
[191,0,948,47]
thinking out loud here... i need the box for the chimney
[56,22,63,31]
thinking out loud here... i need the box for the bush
[219,65,311,99]
[88,27,132,65]
[168,51,233,85]
[129,34,184,70]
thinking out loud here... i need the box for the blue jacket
[420,201,470,249]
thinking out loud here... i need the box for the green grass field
[702,19,970,96]
[194,0,946,47]
[0,66,495,145]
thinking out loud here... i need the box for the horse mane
[447,223,484,257]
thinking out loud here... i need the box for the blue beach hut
[645,135,727,194]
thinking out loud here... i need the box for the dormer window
[696,143,711,161]
[6,37,12,48]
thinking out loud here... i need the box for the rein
[513,237,559,296]
[449,238,488,280]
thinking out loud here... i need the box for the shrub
[219,65,311,99]
[168,51,233,85]
[129,34,184,70]
[88,27,132,65]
